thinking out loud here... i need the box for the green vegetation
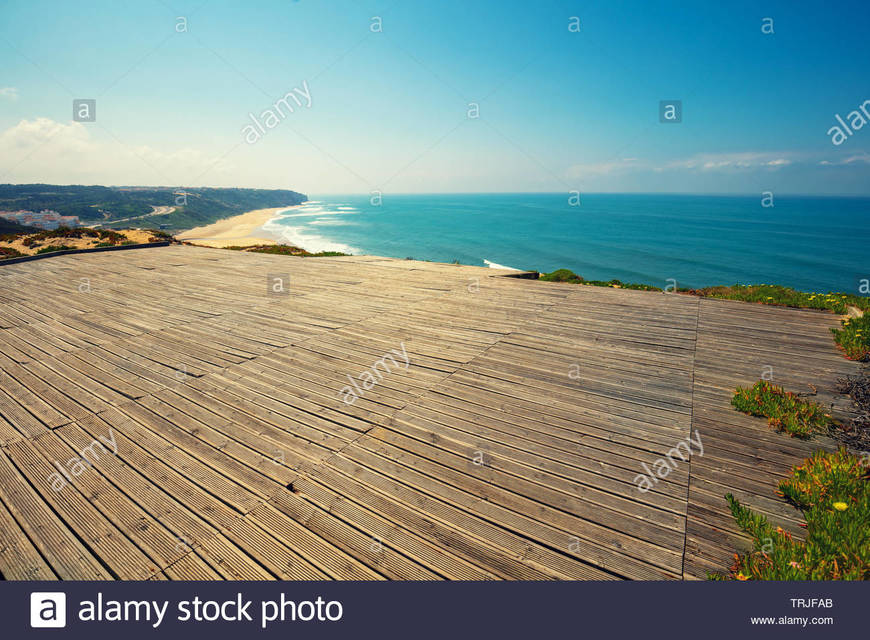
[0,217,33,235]
[0,184,306,231]
[831,315,870,361]
[0,246,24,259]
[19,227,128,247]
[538,272,870,360]
[712,449,869,580]
[540,268,584,283]
[35,244,75,254]
[731,380,835,438]
[582,278,662,291]
[223,244,349,257]
[0,226,175,262]
[539,268,662,290]
[146,229,174,241]
[539,273,870,312]
[683,283,870,314]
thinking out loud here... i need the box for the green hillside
[0,184,307,232]
[0,217,35,235]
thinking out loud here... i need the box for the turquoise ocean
[261,194,869,292]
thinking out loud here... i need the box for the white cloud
[0,117,234,185]
[664,152,794,171]
[565,152,799,182]
[0,87,19,100]
[565,157,644,178]
[1,117,93,153]
[819,153,870,166]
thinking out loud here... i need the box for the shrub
[35,244,74,254]
[540,269,583,283]
[0,246,24,259]
[538,269,663,290]
[97,229,125,244]
[145,229,174,241]
[714,449,869,580]
[731,380,834,438]
[21,226,101,247]
[831,315,870,361]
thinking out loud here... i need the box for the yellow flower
[833,502,848,511]
[736,572,749,581]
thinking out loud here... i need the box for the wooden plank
[0,450,112,579]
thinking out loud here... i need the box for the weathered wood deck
[0,245,858,580]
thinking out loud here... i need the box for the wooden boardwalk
[0,245,858,580]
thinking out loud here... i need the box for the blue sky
[1,0,869,194]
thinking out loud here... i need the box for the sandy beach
[175,206,298,247]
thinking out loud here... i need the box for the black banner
[7,581,864,638]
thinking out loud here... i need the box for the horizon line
[3,184,870,199]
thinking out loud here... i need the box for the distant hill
[0,184,308,232]
[0,217,35,234]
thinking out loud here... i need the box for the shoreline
[175,205,299,248]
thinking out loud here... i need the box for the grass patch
[711,449,869,580]
[681,283,870,314]
[731,380,834,438]
[583,279,662,291]
[831,315,870,361]
[224,244,349,257]
[35,244,75,254]
[537,275,870,313]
